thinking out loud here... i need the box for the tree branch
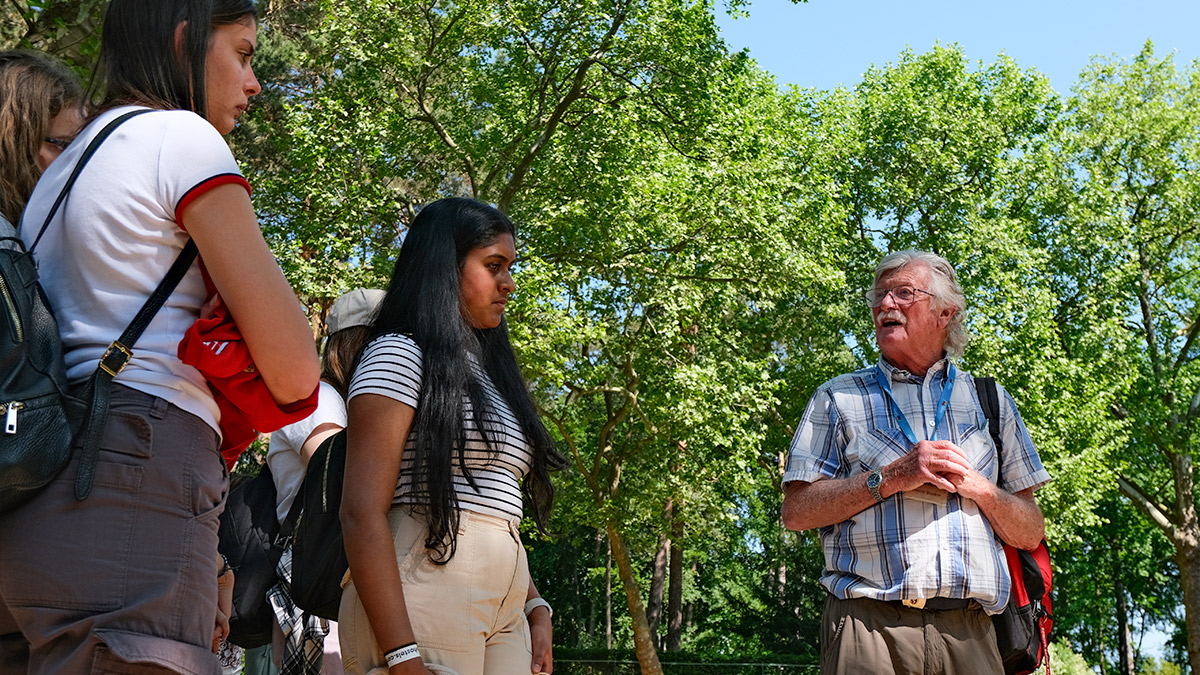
[1117,474,1179,545]
[496,0,632,210]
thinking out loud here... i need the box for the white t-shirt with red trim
[21,105,250,433]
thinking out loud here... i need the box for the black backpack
[218,464,304,648]
[0,109,195,512]
[976,377,1054,675]
[289,429,348,620]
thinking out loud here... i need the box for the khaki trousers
[821,594,1004,675]
[339,509,532,675]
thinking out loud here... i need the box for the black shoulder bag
[0,109,198,512]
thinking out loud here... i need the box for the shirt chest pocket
[845,424,910,474]
[955,415,999,481]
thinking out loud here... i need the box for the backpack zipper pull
[5,401,22,434]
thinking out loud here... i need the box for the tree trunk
[607,520,664,675]
[1178,543,1200,675]
[667,511,684,651]
[647,534,669,649]
[605,537,613,650]
[1171,452,1200,675]
[1115,574,1133,675]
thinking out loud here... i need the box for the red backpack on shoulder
[976,377,1053,675]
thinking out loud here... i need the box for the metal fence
[554,659,819,675]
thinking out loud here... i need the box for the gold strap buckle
[901,598,927,609]
[99,341,133,377]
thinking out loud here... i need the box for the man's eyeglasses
[864,285,935,308]
[44,137,71,151]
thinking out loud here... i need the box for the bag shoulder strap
[26,109,154,253]
[65,110,203,501]
[278,466,308,541]
[74,240,197,500]
[975,375,1003,464]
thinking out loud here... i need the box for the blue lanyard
[874,362,956,445]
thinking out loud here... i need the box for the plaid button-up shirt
[783,358,1050,613]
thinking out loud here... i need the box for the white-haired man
[782,250,1050,675]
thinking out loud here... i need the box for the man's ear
[938,306,956,328]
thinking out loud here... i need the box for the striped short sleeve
[348,333,422,408]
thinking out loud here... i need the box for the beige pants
[339,509,532,675]
[821,594,1004,675]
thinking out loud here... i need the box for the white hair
[873,250,970,360]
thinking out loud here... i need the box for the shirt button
[927,421,935,427]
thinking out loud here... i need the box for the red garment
[177,276,317,468]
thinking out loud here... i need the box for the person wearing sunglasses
[780,250,1050,675]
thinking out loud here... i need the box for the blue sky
[712,0,1200,94]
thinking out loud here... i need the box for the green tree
[1,0,107,72]
[245,1,843,670]
[1028,43,1200,673]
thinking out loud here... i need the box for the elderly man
[782,250,1050,675]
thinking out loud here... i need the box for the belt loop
[149,395,169,420]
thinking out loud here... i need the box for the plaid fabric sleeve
[996,381,1051,493]
[783,385,848,484]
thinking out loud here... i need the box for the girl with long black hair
[340,198,565,675]
[0,1,320,673]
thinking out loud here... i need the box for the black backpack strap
[26,109,154,253]
[74,240,198,500]
[278,470,307,543]
[30,108,197,501]
[975,376,1003,466]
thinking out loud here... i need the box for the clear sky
[713,0,1200,94]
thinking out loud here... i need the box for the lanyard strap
[874,362,956,445]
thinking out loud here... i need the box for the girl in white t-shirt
[339,198,566,675]
[0,2,319,673]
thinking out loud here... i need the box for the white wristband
[384,643,420,668]
[524,597,553,619]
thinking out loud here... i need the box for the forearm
[526,578,553,674]
[973,487,1043,550]
[342,510,419,654]
[782,474,877,531]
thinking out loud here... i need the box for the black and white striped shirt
[348,333,532,519]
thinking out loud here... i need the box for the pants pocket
[0,411,150,611]
[397,533,473,652]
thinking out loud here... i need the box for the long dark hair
[95,0,256,116]
[366,197,566,562]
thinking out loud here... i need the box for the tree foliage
[26,4,1200,671]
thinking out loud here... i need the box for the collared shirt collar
[877,354,951,384]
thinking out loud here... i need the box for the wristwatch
[867,468,885,503]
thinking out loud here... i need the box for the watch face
[867,470,882,488]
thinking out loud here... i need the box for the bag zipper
[2,401,24,434]
[0,272,23,342]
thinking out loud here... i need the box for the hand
[213,563,234,653]
[200,293,223,321]
[883,440,974,495]
[942,454,998,505]
[528,606,554,674]
[199,291,225,319]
